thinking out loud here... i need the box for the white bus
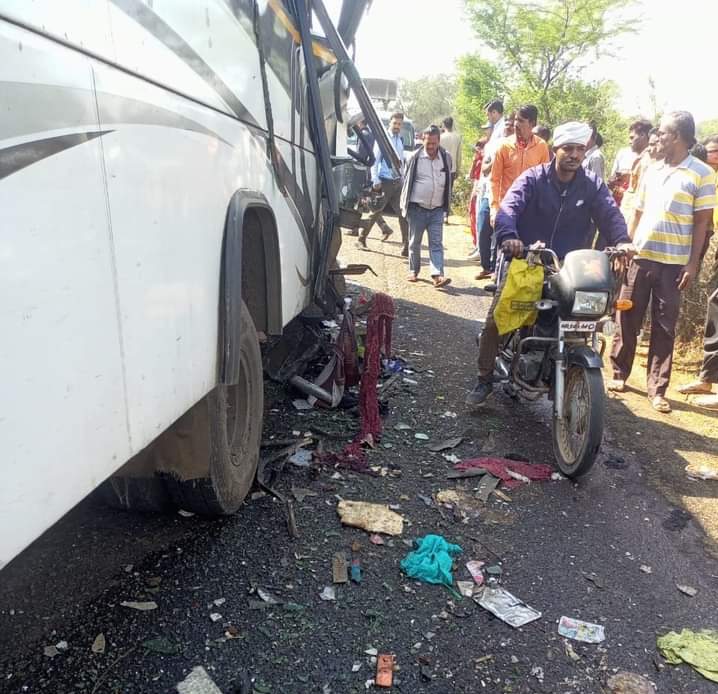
[0,0,397,569]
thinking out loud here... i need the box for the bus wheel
[164,302,263,515]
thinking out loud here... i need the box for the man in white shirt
[400,125,453,288]
[440,116,462,183]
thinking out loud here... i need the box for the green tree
[398,74,458,132]
[698,119,718,140]
[464,0,637,123]
[454,53,505,139]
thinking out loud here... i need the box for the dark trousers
[359,178,408,250]
[477,196,494,273]
[610,260,682,398]
[700,287,718,383]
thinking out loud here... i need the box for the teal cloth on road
[400,534,463,586]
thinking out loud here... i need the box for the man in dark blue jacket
[466,121,633,406]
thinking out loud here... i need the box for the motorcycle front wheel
[552,366,604,477]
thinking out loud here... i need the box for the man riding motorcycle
[466,121,635,406]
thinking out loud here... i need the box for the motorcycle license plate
[560,320,597,332]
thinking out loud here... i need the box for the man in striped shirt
[609,111,716,413]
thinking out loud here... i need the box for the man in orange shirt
[490,104,550,224]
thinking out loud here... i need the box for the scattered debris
[376,654,395,688]
[428,436,463,452]
[320,586,336,602]
[43,645,60,659]
[176,666,224,694]
[120,600,158,611]
[365,647,378,656]
[685,464,718,481]
[441,410,457,418]
[558,616,605,643]
[457,580,474,597]
[442,453,461,464]
[351,558,362,583]
[352,661,362,673]
[91,634,106,654]
[466,560,485,586]
[292,398,313,411]
[564,640,581,662]
[476,474,501,502]
[418,493,433,507]
[394,423,412,431]
[475,586,541,627]
[209,613,222,622]
[289,449,313,468]
[531,665,544,683]
[225,626,241,639]
[606,671,656,693]
[332,552,348,584]
[292,486,317,503]
[485,564,502,577]
[143,637,182,655]
[414,432,429,440]
[455,458,553,489]
[602,454,629,470]
[400,534,463,587]
[639,565,652,574]
[581,571,605,589]
[676,584,698,597]
[56,640,68,651]
[493,489,512,502]
[337,500,404,536]
[657,629,718,683]
[213,598,226,607]
[369,534,385,545]
[177,509,195,518]
[257,588,281,604]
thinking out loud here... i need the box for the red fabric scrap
[454,457,554,489]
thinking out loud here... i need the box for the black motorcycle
[492,245,629,477]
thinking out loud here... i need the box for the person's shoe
[475,270,492,280]
[465,380,493,406]
[694,393,718,410]
[677,380,712,395]
[467,248,481,260]
[380,229,393,242]
[400,246,409,258]
[650,395,671,413]
[345,229,359,237]
[407,273,418,283]
[355,237,367,250]
[433,276,452,288]
[607,379,626,392]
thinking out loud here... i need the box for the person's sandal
[677,380,712,395]
[433,276,452,288]
[650,396,671,413]
[607,379,626,392]
[407,273,418,283]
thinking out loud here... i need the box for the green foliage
[454,53,505,143]
[398,74,458,132]
[698,119,718,141]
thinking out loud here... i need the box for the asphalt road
[1,220,717,694]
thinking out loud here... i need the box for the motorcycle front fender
[565,344,603,370]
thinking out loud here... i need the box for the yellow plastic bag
[493,259,544,335]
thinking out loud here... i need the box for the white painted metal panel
[0,24,129,568]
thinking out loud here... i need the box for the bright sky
[326,0,717,124]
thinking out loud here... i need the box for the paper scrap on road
[475,586,541,627]
[558,616,605,643]
[176,666,224,694]
[320,586,336,601]
[332,552,348,584]
[91,633,106,654]
[428,436,463,452]
[466,560,485,585]
[456,580,474,597]
[676,584,698,597]
[337,500,404,536]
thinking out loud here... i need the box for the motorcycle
[491,245,630,477]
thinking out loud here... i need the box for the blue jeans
[407,204,445,276]
[477,196,494,272]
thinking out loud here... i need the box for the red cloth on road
[454,457,554,489]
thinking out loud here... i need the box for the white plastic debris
[91,633,106,654]
[414,433,429,440]
[209,613,223,622]
[639,565,652,574]
[320,586,336,601]
[176,666,224,694]
[213,598,226,607]
[178,509,195,518]
[676,584,697,597]
[475,587,541,627]
[352,661,362,672]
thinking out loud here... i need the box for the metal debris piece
[640,565,652,574]
[428,436,463,452]
[457,580,474,597]
[120,600,158,611]
[257,588,281,604]
[475,586,541,628]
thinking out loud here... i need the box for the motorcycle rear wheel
[552,366,604,477]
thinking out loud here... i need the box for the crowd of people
[348,100,718,413]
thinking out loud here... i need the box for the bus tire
[165,301,263,515]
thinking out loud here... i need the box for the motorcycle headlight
[572,291,608,316]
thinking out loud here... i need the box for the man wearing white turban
[466,121,633,407]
